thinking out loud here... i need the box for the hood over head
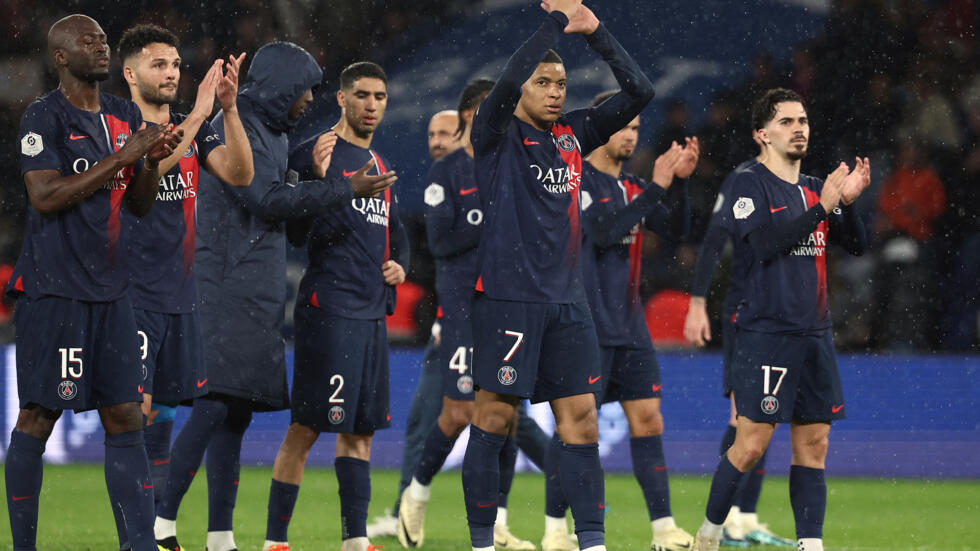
[239,41,322,133]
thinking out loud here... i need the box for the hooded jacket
[194,42,350,410]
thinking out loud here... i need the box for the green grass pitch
[1,465,978,550]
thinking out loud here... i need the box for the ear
[462,108,475,125]
[52,49,67,68]
[336,89,345,109]
[122,64,137,86]
[758,129,770,144]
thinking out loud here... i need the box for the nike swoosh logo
[11,495,32,501]
[589,375,601,385]
[651,384,662,392]
[832,404,844,413]
[654,465,667,472]
[600,197,612,203]
[523,137,539,146]
[197,378,208,388]
[343,169,357,177]
[137,385,144,393]
[770,206,788,213]
[459,187,478,196]
[477,501,497,508]
[598,503,605,509]
[400,518,419,546]
[143,483,153,489]
[69,133,88,140]
[280,516,291,521]
[153,458,170,466]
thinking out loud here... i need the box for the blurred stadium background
[0,0,977,537]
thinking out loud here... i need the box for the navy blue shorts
[722,313,736,398]
[472,295,600,403]
[597,342,661,404]
[135,308,206,404]
[291,304,390,434]
[13,295,141,412]
[732,328,845,424]
[439,316,476,401]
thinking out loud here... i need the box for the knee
[729,438,768,470]
[441,402,474,435]
[556,404,598,444]
[14,406,61,440]
[100,402,144,434]
[628,407,664,437]
[793,433,829,466]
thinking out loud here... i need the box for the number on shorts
[760,365,788,395]
[329,374,345,404]
[137,330,149,361]
[59,347,83,379]
[503,330,524,362]
[449,346,473,374]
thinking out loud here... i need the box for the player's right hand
[541,0,582,21]
[683,297,711,347]
[347,158,397,198]
[190,60,223,121]
[117,123,175,166]
[819,162,847,214]
[652,142,682,189]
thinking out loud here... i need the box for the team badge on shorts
[497,366,517,385]
[457,375,474,394]
[57,380,78,401]
[761,395,779,414]
[328,405,346,425]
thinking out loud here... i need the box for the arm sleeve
[690,224,730,297]
[19,103,64,174]
[582,180,665,249]
[389,195,411,271]
[424,163,480,257]
[471,12,568,153]
[196,118,224,160]
[828,203,867,255]
[571,24,655,154]
[744,206,827,262]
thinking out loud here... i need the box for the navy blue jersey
[471,12,654,304]
[125,112,223,313]
[424,148,481,320]
[731,163,865,335]
[690,159,759,317]
[580,162,687,346]
[289,134,409,320]
[9,90,143,302]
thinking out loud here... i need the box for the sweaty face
[128,42,181,105]
[517,62,566,128]
[603,116,640,162]
[761,101,809,161]
[340,77,388,138]
[289,89,314,121]
[427,112,459,160]
[62,19,111,82]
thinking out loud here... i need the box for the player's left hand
[190,60,222,122]
[382,260,406,285]
[145,124,184,166]
[541,1,599,34]
[217,52,246,112]
[312,131,338,178]
[683,297,711,347]
[674,136,700,179]
[652,142,682,189]
[840,156,871,206]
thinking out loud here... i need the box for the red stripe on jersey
[621,178,645,312]
[103,115,135,267]
[372,152,392,263]
[436,306,444,319]
[551,123,583,267]
[475,275,484,292]
[801,186,828,317]
[177,141,200,275]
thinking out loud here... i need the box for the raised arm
[155,60,222,177]
[206,53,254,187]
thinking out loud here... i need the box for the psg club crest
[183,144,195,158]
[497,366,517,386]
[115,132,129,149]
[761,395,779,415]
[58,380,78,401]
[457,375,474,394]
[555,133,576,153]
[328,405,346,425]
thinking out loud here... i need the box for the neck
[762,150,801,183]
[515,105,550,132]
[585,147,623,178]
[333,118,373,148]
[133,95,171,124]
[58,76,100,112]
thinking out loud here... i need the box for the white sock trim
[206,530,236,551]
[408,477,431,501]
[652,515,677,534]
[699,518,724,539]
[741,512,759,532]
[545,515,568,533]
[798,538,823,551]
[496,506,508,526]
[154,516,176,539]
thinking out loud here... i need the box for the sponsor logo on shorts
[497,365,517,386]
[57,380,77,401]
[457,375,474,394]
[761,395,779,414]
[328,405,346,425]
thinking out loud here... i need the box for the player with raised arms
[691,88,870,551]
[5,14,179,551]
[461,2,654,550]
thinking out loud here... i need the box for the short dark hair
[591,89,618,107]
[751,88,805,130]
[118,24,179,64]
[456,78,495,136]
[542,49,563,65]
[340,61,387,90]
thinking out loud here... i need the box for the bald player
[5,14,179,551]
[428,110,461,160]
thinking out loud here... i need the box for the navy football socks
[415,425,456,486]
[498,434,518,509]
[336,457,371,540]
[144,419,173,511]
[631,435,672,521]
[544,433,569,518]
[462,425,506,548]
[206,417,250,531]
[158,398,228,520]
[105,430,156,551]
[705,455,745,525]
[736,448,768,513]
[790,465,826,539]
[5,430,45,551]
[559,441,605,549]
[266,479,300,542]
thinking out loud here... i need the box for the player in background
[153,44,395,551]
[398,78,534,551]
[5,14,179,551]
[463,2,654,550]
[115,25,253,537]
[263,61,404,551]
[428,109,461,160]
[691,88,870,551]
[567,89,699,551]
[683,133,794,547]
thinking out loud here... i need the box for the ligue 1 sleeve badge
[761,395,779,414]
[58,380,78,401]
